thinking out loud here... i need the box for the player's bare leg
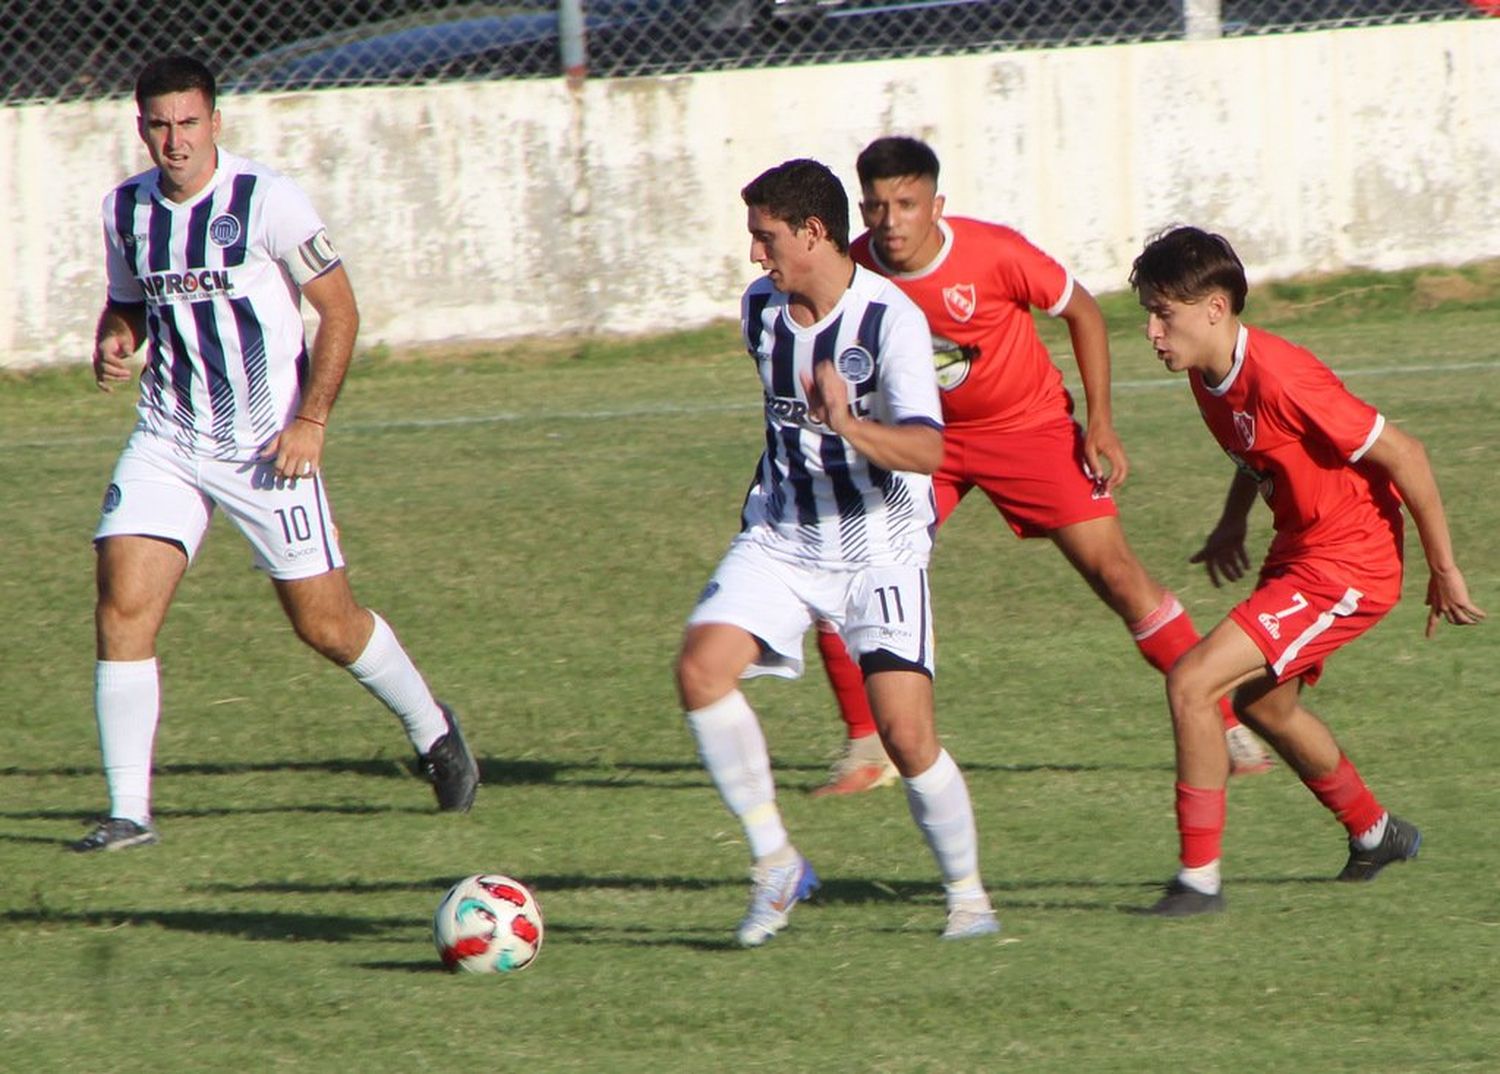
[75,535,191,851]
[867,667,997,939]
[1235,675,1420,882]
[275,569,476,811]
[1051,515,1273,775]
[677,623,818,947]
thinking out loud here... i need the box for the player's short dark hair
[741,158,850,254]
[135,56,217,112]
[1129,226,1248,314]
[855,136,940,187]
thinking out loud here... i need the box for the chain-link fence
[3,1,1486,105]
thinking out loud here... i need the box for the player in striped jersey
[74,56,478,852]
[809,135,1273,797]
[676,158,997,944]
[1129,227,1484,915]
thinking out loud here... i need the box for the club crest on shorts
[835,345,875,385]
[943,283,977,323]
[208,214,242,247]
[1233,410,1256,449]
[101,483,122,514]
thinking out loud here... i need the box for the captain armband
[285,228,341,286]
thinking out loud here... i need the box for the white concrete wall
[2,19,1496,370]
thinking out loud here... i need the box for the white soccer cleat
[736,852,820,948]
[1225,723,1275,776]
[941,900,1001,941]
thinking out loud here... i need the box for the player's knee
[674,645,725,711]
[1165,660,1215,725]
[289,607,365,664]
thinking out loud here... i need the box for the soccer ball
[432,874,544,974]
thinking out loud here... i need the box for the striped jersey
[102,148,340,460]
[738,264,943,568]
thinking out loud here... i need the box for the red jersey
[851,217,1073,431]
[1190,325,1405,603]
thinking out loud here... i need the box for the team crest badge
[1232,410,1256,449]
[208,214,242,247]
[942,283,977,323]
[835,345,875,385]
[101,483,122,515]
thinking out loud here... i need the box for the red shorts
[937,412,1117,535]
[1230,562,1396,686]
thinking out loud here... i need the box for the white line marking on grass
[4,360,1498,450]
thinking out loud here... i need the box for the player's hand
[1084,421,1129,491]
[93,334,134,393]
[1189,522,1251,588]
[1424,566,1486,637]
[801,360,852,434]
[258,416,325,482]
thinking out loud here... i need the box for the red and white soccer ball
[433,874,544,974]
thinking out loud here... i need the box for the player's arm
[1190,468,1259,587]
[92,301,147,393]
[261,262,360,480]
[802,360,943,474]
[1058,283,1128,489]
[1360,422,1486,635]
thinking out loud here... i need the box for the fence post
[559,0,587,82]
[1183,0,1223,39]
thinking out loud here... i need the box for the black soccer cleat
[417,703,480,813]
[1143,878,1225,917]
[70,817,159,853]
[1337,814,1421,882]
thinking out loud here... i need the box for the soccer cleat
[941,900,1001,940]
[417,703,480,813]
[1143,878,1225,917]
[1337,814,1421,882]
[810,735,899,798]
[736,852,819,948]
[70,817,158,853]
[1225,724,1275,776]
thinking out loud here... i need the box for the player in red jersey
[808,136,1271,797]
[1128,226,1485,916]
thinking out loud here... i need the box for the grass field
[2,266,1496,1072]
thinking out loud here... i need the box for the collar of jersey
[1200,323,1251,397]
[776,265,868,335]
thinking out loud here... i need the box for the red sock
[817,627,877,740]
[1131,593,1241,732]
[1304,754,1385,838]
[1175,782,1226,868]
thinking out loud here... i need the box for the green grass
[2,269,1497,1073]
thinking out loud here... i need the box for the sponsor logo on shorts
[1257,612,1282,640]
[943,283,977,323]
[834,345,875,385]
[696,581,720,605]
[101,483,122,514]
[208,214,242,247]
[284,546,321,561]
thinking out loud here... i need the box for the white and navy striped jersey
[102,148,340,460]
[738,264,943,568]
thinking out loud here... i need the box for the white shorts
[94,427,346,580]
[686,538,935,680]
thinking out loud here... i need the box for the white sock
[1356,813,1389,850]
[903,750,986,908]
[686,690,788,861]
[95,658,160,824]
[347,612,447,753]
[1177,860,1222,895]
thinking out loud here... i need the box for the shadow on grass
[0,906,416,943]
[2,754,1168,790]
